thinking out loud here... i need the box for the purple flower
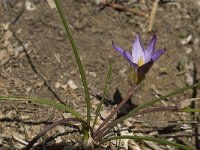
[112,34,165,84]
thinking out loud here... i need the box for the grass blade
[0,95,82,118]
[181,108,200,113]
[99,135,195,150]
[92,64,112,129]
[97,82,200,139]
[54,0,91,125]
[116,82,200,122]
[23,117,89,150]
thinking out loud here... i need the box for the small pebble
[68,79,78,90]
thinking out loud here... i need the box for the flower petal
[130,61,139,70]
[112,41,133,63]
[132,34,144,64]
[144,35,156,63]
[152,49,166,62]
[136,60,154,84]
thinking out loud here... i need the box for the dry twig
[148,0,160,32]
[98,0,148,18]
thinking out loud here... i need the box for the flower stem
[94,86,138,140]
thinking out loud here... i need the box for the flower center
[137,58,144,67]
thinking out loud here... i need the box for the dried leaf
[178,98,200,109]
[47,0,56,9]
[25,0,37,11]
[68,79,78,90]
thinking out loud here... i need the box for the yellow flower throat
[138,58,144,67]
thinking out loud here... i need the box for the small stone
[119,68,127,75]
[55,81,61,89]
[67,79,78,90]
[159,67,168,75]
[26,87,32,92]
[181,35,192,45]
[21,115,30,120]
[185,73,193,85]
[62,113,71,118]
[25,0,37,11]
[46,0,56,9]
[89,71,96,77]
[55,136,62,143]
[70,69,77,75]
[185,47,193,54]
[36,81,44,87]
[193,38,199,51]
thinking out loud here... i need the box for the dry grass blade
[148,0,160,32]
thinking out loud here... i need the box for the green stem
[54,0,91,126]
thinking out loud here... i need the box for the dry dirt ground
[0,0,200,149]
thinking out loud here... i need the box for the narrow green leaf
[23,117,89,150]
[117,82,200,123]
[0,95,82,118]
[92,64,112,129]
[181,108,200,113]
[54,0,91,125]
[99,135,195,150]
[101,82,200,137]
